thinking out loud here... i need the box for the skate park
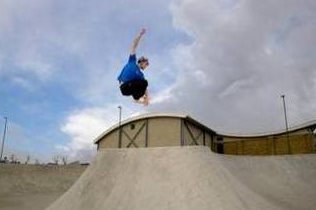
[1,0,316,209]
[0,113,316,210]
[44,113,316,210]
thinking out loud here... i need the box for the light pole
[118,106,122,148]
[1,117,8,161]
[281,95,291,154]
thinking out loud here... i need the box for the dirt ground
[0,192,61,210]
[0,164,86,210]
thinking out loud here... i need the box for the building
[94,113,216,149]
[220,120,316,155]
[94,113,316,155]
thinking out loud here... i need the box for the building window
[130,124,135,130]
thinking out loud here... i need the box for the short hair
[137,56,149,64]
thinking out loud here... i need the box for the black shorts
[120,79,148,100]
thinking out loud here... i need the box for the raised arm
[130,28,146,55]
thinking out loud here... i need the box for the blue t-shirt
[117,54,145,83]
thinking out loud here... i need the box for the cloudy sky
[1,0,315,163]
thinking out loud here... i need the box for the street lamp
[1,117,8,161]
[281,95,291,154]
[118,106,122,148]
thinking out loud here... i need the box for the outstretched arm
[130,28,146,55]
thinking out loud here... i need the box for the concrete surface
[47,146,316,210]
[0,164,86,210]
[0,193,61,210]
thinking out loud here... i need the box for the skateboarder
[118,28,150,106]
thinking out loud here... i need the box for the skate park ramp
[47,146,316,210]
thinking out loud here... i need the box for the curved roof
[94,112,316,144]
[93,112,215,144]
[217,119,316,138]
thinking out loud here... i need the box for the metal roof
[217,119,316,138]
[94,112,316,144]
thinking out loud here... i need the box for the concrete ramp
[47,146,316,210]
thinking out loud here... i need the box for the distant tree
[25,155,31,165]
[52,155,59,165]
[35,159,40,165]
[10,154,15,163]
[62,156,68,165]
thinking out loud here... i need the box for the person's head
[137,56,149,70]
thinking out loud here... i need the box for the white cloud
[158,0,316,133]
[219,78,255,99]
[0,0,187,161]
[60,107,116,159]
[55,145,70,152]
[151,87,175,105]
[2,0,315,162]
[0,0,183,103]
[60,104,147,161]
[0,1,55,76]
[16,51,54,81]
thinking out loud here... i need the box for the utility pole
[118,106,122,148]
[281,95,291,154]
[1,117,8,161]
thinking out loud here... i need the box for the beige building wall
[99,130,119,148]
[205,133,212,148]
[97,116,215,149]
[98,117,183,149]
[289,133,313,154]
[273,135,289,155]
[120,120,147,148]
[98,120,147,149]
[148,118,181,147]
[224,139,270,155]
[183,121,204,146]
[244,139,270,155]
[96,115,315,155]
[223,129,314,155]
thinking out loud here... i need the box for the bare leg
[133,90,149,106]
[143,90,149,106]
